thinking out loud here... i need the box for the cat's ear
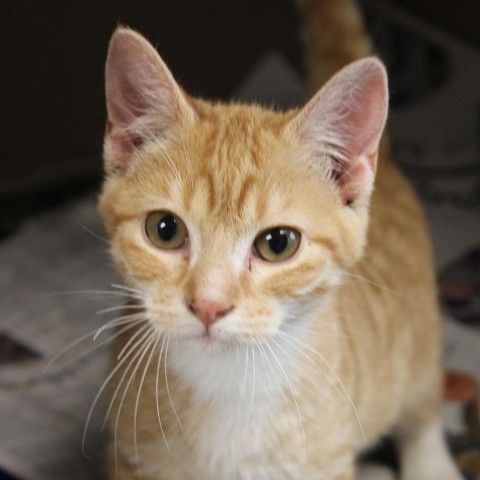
[288,57,388,206]
[104,28,195,174]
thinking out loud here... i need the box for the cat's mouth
[147,309,274,350]
[179,327,263,353]
[178,330,236,353]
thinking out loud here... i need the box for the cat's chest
[166,347,296,478]
[186,400,267,479]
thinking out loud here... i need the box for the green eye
[254,227,301,262]
[145,211,188,250]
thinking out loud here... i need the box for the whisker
[164,336,183,432]
[249,347,256,420]
[102,327,156,431]
[117,323,151,360]
[155,335,171,452]
[111,283,147,297]
[96,304,145,315]
[340,270,409,301]
[74,220,109,244]
[134,335,159,478]
[180,138,195,187]
[254,339,273,392]
[44,289,144,300]
[83,325,153,458]
[277,331,365,441]
[64,322,143,370]
[282,323,364,339]
[271,333,334,404]
[256,340,286,403]
[253,340,281,413]
[43,314,146,375]
[263,340,306,460]
[42,329,103,376]
[113,331,155,478]
[241,345,250,398]
[94,312,148,341]
[156,141,184,188]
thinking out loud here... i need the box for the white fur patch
[397,421,462,480]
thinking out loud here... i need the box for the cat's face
[99,29,388,352]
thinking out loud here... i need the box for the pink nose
[188,299,233,329]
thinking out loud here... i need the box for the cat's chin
[174,333,232,354]
[179,331,265,355]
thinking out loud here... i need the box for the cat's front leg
[396,420,462,480]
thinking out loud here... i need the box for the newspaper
[0,197,114,480]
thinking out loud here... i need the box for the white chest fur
[167,340,300,479]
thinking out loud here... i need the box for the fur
[97,2,462,479]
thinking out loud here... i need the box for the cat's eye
[145,211,188,250]
[254,227,301,262]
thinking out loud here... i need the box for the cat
[97,0,463,478]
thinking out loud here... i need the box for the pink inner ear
[108,72,149,128]
[103,28,193,174]
[295,58,388,205]
[336,156,375,205]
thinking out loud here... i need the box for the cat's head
[99,28,388,352]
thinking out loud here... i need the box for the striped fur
[98,3,461,479]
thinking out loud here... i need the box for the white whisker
[134,335,159,478]
[257,340,286,403]
[118,323,151,360]
[74,220,109,244]
[272,333,333,404]
[241,345,250,398]
[42,329,103,376]
[113,331,154,479]
[179,137,195,188]
[155,335,171,452]
[254,339,272,392]
[94,312,148,341]
[282,323,364,339]
[340,270,409,301]
[83,325,153,458]
[102,327,154,431]
[264,340,306,460]
[111,283,147,297]
[156,141,184,188]
[249,347,256,420]
[44,316,145,375]
[66,322,141,368]
[96,304,145,315]
[44,289,145,301]
[164,336,183,432]
[277,331,365,441]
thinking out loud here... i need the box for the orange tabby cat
[98,1,462,478]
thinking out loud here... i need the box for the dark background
[2,0,480,237]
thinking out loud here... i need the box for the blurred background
[2,0,480,240]
[1,1,479,479]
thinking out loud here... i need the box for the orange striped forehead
[99,100,366,303]
[103,103,335,229]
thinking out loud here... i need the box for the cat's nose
[188,299,233,329]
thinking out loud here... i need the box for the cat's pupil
[157,215,177,241]
[266,228,289,254]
